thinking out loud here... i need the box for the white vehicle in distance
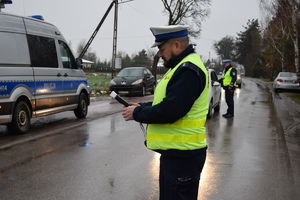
[273,72,300,93]
[236,72,243,88]
[207,69,222,119]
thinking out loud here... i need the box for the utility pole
[111,0,118,79]
[78,1,115,59]
[77,0,133,78]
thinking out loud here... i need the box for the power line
[121,0,167,25]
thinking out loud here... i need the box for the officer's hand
[122,106,137,121]
[130,102,140,107]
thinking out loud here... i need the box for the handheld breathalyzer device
[110,91,130,107]
[110,91,146,137]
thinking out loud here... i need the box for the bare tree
[290,0,300,78]
[151,0,211,79]
[260,0,300,77]
[213,36,236,60]
[161,0,211,38]
[76,40,97,64]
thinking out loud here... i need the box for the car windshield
[280,72,297,78]
[117,68,143,77]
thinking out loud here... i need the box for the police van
[0,12,90,134]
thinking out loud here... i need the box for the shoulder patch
[180,62,200,75]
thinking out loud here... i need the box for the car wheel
[140,86,146,96]
[151,84,156,94]
[214,102,221,112]
[207,101,213,119]
[74,93,88,118]
[7,101,31,134]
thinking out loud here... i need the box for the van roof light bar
[0,0,12,11]
[28,15,44,21]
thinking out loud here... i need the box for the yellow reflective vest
[146,53,209,150]
[222,67,237,86]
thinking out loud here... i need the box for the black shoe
[222,113,228,117]
[224,114,234,118]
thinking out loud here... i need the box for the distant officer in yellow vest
[122,25,209,200]
[220,59,237,118]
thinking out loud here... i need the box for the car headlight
[132,79,142,85]
[110,80,116,86]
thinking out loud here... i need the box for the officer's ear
[173,40,183,53]
[174,41,179,48]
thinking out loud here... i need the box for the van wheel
[74,93,88,118]
[7,101,31,134]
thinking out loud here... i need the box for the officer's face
[158,40,177,68]
[223,62,230,67]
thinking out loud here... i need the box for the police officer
[122,25,208,200]
[220,59,237,118]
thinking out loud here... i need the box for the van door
[27,34,64,116]
[58,40,87,108]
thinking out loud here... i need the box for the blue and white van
[0,12,90,134]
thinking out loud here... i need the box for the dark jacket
[133,45,206,124]
[132,45,207,157]
[219,64,237,89]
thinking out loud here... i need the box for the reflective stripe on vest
[222,67,237,86]
[146,53,209,150]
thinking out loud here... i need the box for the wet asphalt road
[0,77,299,200]
[200,78,300,200]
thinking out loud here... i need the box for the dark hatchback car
[109,67,156,96]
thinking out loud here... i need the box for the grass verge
[285,92,300,105]
[87,74,111,97]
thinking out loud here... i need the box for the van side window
[0,32,30,65]
[27,35,58,68]
[59,41,76,69]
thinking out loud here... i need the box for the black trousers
[159,150,207,200]
[225,88,235,116]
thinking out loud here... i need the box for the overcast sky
[4,0,260,62]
